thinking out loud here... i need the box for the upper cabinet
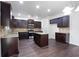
[0,2,11,27]
[27,19,34,24]
[10,19,27,28]
[11,19,41,29]
[34,21,41,28]
[50,18,59,24]
[50,15,69,27]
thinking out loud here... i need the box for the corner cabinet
[50,15,69,27]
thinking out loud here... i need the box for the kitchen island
[0,33,19,57]
[34,32,48,47]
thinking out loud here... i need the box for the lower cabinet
[1,37,19,57]
[55,33,69,44]
[34,33,48,47]
[18,32,29,40]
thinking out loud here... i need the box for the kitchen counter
[1,33,18,38]
[35,32,48,35]
[56,32,69,34]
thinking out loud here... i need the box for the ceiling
[6,1,79,19]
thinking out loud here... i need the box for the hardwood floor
[14,39,79,57]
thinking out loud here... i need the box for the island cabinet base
[34,33,48,47]
[1,37,19,57]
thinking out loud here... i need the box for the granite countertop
[55,32,69,34]
[35,32,48,35]
[1,32,18,38]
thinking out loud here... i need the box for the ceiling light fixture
[63,7,73,15]
[63,7,73,13]
[19,1,23,4]
[36,5,40,9]
[75,6,79,12]
[48,9,51,12]
[63,11,72,15]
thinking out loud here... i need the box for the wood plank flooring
[14,39,79,57]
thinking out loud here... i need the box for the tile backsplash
[59,28,70,33]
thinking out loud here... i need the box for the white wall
[41,19,49,34]
[70,12,79,46]
[41,18,59,39]
[41,13,65,39]
[48,13,64,39]
[49,24,59,39]
[42,12,79,46]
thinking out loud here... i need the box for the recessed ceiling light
[18,13,21,16]
[48,9,51,12]
[36,5,40,9]
[75,6,79,12]
[19,1,23,4]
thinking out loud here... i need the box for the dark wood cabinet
[27,19,34,24]
[10,19,41,29]
[34,33,48,47]
[57,16,69,27]
[63,16,69,27]
[18,32,29,40]
[34,21,41,28]
[55,33,69,44]
[57,17,63,27]
[1,37,19,57]
[50,15,69,27]
[0,2,11,27]
[10,19,27,28]
[50,18,59,24]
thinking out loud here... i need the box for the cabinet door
[50,18,58,24]
[8,38,19,56]
[0,3,1,27]
[34,21,41,28]
[57,17,63,27]
[1,2,10,27]
[62,16,69,27]
[56,33,66,43]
